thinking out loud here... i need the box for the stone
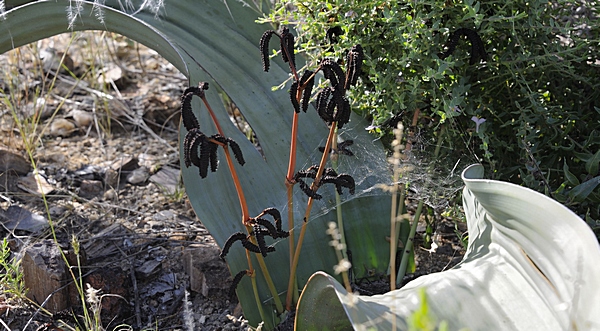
[152,210,176,222]
[0,205,49,233]
[97,65,123,86]
[149,166,180,195]
[17,171,55,196]
[103,188,118,201]
[103,168,120,188]
[82,223,131,259]
[79,180,103,199]
[49,118,76,137]
[40,48,75,74]
[48,205,67,219]
[0,147,31,175]
[110,155,139,172]
[71,109,94,128]
[127,167,149,185]
[183,245,230,297]
[38,152,67,165]
[73,165,101,180]
[85,267,131,322]
[136,259,162,278]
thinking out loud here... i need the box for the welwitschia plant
[0,0,393,327]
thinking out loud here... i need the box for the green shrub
[263,0,600,230]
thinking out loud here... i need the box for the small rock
[40,48,75,74]
[149,166,180,195]
[111,155,138,172]
[0,205,49,232]
[73,165,102,180]
[17,171,55,196]
[79,179,103,199]
[21,98,53,120]
[152,210,176,222]
[138,153,159,169]
[0,172,20,193]
[97,65,123,86]
[183,245,230,297]
[85,267,131,321]
[48,205,67,219]
[72,109,94,128]
[38,152,67,165]
[49,118,76,137]
[82,223,131,259]
[127,166,149,185]
[0,147,31,175]
[145,280,173,297]
[104,168,119,188]
[146,220,163,230]
[437,222,454,233]
[103,188,118,201]
[107,98,130,118]
[114,40,133,59]
[22,239,72,312]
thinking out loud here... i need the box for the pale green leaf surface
[296,164,600,331]
[0,1,392,326]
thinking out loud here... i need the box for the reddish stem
[201,96,250,221]
[201,95,284,313]
[286,112,300,182]
[286,123,336,310]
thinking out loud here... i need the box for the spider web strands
[293,129,390,219]
[257,125,393,253]
[255,162,391,253]
[272,101,473,285]
[397,116,480,212]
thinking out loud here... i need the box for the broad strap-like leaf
[296,164,600,330]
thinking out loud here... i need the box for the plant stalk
[250,271,272,330]
[286,123,336,309]
[285,112,299,305]
[330,133,351,291]
[389,185,406,291]
[330,133,348,262]
[396,200,424,287]
[282,68,306,308]
[388,123,405,291]
[202,95,284,313]
[202,97,250,218]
